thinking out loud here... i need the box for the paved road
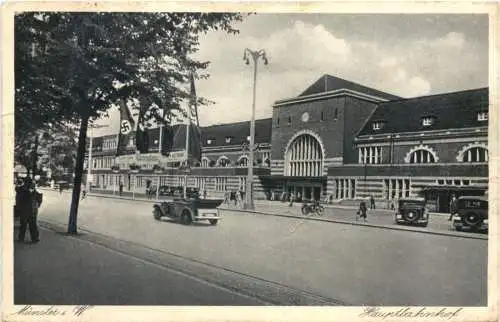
[221,201,461,234]
[35,191,487,306]
[14,227,263,305]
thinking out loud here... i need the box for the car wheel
[181,209,192,225]
[420,223,428,228]
[455,225,463,232]
[301,205,308,215]
[316,206,325,216]
[209,219,218,226]
[403,211,418,223]
[153,208,162,221]
[463,212,482,228]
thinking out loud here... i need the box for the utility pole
[242,48,268,210]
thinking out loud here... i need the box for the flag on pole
[135,109,149,154]
[116,100,135,156]
[188,73,202,164]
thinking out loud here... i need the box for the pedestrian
[59,183,63,194]
[370,195,376,209]
[448,194,458,221]
[224,189,230,206]
[289,192,295,207]
[81,185,87,200]
[356,200,367,222]
[203,189,207,199]
[119,182,123,196]
[16,177,41,243]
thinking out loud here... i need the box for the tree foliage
[15,12,244,129]
[15,12,245,234]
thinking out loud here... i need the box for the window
[334,178,356,199]
[276,117,280,127]
[408,149,436,164]
[437,179,444,185]
[320,111,325,121]
[477,111,488,121]
[462,180,470,186]
[358,146,382,164]
[287,116,292,125]
[383,178,411,200]
[372,121,384,131]
[334,108,338,120]
[421,116,434,127]
[462,147,488,162]
[206,139,214,145]
[225,137,232,144]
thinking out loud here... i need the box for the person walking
[16,177,41,243]
[289,192,295,207]
[370,195,376,209]
[448,194,458,221]
[81,185,87,200]
[119,182,124,196]
[356,200,368,222]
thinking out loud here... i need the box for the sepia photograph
[1,2,498,322]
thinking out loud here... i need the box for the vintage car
[451,196,488,232]
[394,197,429,227]
[153,197,223,225]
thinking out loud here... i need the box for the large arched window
[237,155,248,167]
[285,133,324,177]
[462,147,488,162]
[408,149,436,163]
[404,145,438,164]
[217,156,231,167]
[201,157,211,167]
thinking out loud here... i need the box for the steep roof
[357,88,489,136]
[200,118,272,147]
[298,74,402,101]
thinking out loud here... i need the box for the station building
[85,74,489,212]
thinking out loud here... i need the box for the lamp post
[243,48,268,210]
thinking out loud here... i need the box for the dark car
[451,196,488,232]
[394,197,429,227]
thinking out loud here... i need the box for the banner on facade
[115,151,188,167]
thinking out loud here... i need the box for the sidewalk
[38,188,485,240]
[13,223,260,305]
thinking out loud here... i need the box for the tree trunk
[68,115,89,235]
[32,135,39,178]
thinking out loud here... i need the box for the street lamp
[243,48,268,210]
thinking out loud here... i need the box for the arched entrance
[284,132,325,201]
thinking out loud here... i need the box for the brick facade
[84,75,489,212]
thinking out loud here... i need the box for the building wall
[342,96,379,164]
[271,96,346,162]
[356,135,487,165]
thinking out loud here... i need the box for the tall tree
[15,12,244,234]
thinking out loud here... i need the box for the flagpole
[183,102,190,199]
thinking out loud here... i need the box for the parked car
[153,197,223,225]
[451,196,488,232]
[394,197,429,227]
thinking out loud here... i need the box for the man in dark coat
[16,177,41,243]
[448,195,458,221]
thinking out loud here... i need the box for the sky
[93,13,488,136]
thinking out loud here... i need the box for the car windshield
[399,201,424,208]
[459,199,488,209]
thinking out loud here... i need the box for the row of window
[201,155,271,167]
[206,136,251,146]
[372,111,488,131]
[275,109,339,127]
[359,146,488,164]
[436,179,470,186]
